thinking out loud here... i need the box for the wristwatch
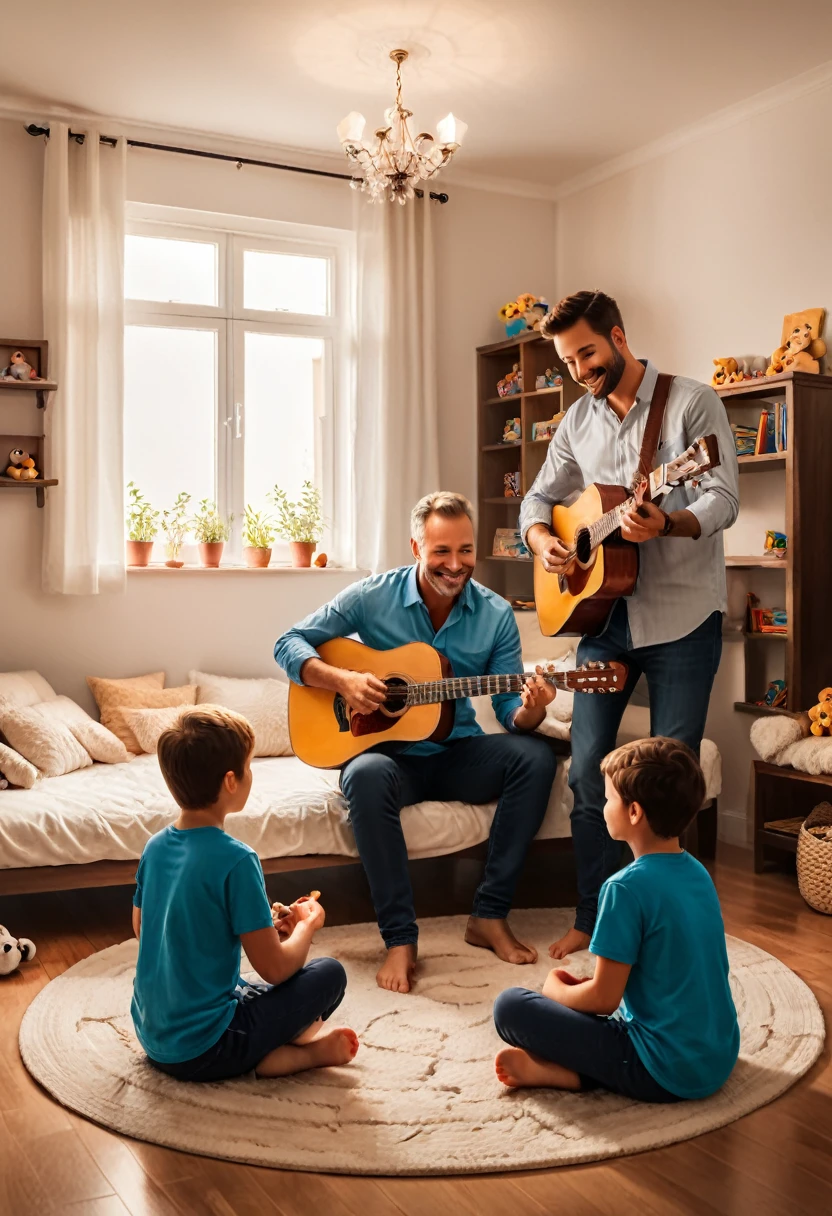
[660,510,674,537]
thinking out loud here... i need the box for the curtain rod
[24,124,450,203]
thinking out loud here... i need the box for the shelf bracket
[36,485,45,508]
[36,390,46,409]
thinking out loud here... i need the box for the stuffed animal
[808,687,832,737]
[498,295,549,336]
[0,925,36,976]
[712,358,738,387]
[0,350,40,381]
[766,308,827,377]
[5,448,39,480]
[271,890,321,941]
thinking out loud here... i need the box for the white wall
[555,80,832,840]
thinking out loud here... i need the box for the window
[123,207,351,562]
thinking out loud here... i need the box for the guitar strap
[637,372,674,500]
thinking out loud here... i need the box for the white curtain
[353,196,440,573]
[42,124,127,595]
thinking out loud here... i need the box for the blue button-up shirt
[519,361,739,648]
[274,565,523,754]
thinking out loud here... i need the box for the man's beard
[584,347,626,398]
[423,564,473,598]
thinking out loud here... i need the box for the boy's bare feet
[256,1027,359,1078]
[495,1047,581,1091]
[548,927,591,960]
[465,917,537,965]
[377,943,418,993]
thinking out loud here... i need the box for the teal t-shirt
[131,825,273,1064]
[589,851,739,1099]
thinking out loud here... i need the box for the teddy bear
[271,890,320,941]
[766,308,827,377]
[711,358,738,387]
[5,448,39,480]
[0,925,36,976]
[807,687,832,736]
[0,350,40,381]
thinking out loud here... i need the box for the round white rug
[20,909,824,1175]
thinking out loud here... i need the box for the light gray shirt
[519,360,739,648]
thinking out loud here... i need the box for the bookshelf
[476,332,584,602]
[718,370,832,714]
[0,339,58,507]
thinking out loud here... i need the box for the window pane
[243,249,328,315]
[243,332,323,511]
[125,234,218,306]
[125,325,216,512]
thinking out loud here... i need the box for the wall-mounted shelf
[738,452,786,472]
[0,477,58,508]
[734,701,794,716]
[725,554,787,568]
[0,339,57,508]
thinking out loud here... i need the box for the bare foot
[548,927,591,960]
[256,1027,359,1078]
[465,917,537,965]
[495,1047,581,1091]
[377,944,418,993]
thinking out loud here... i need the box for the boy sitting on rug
[130,706,359,1082]
[493,737,739,1102]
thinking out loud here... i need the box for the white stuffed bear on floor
[0,925,36,975]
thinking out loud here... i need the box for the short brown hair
[410,491,474,545]
[601,737,705,838]
[157,706,255,811]
[540,290,624,342]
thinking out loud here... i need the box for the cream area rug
[19,910,824,1176]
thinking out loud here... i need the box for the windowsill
[127,564,368,575]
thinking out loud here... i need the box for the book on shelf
[492,528,530,559]
[745,592,787,634]
[731,403,787,457]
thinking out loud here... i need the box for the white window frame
[124,202,354,563]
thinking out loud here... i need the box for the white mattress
[0,741,720,873]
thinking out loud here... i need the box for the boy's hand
[296,897,325,933]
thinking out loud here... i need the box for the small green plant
[190,499,232,544]
[161,491,191,560]
[126,481,159,542]
[269,481,324,543]
[242,505,276,549]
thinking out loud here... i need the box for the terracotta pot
[199,542,225,568]
[126,540,154,567]
[244,547,272,568]
[289,541,315,568]
[165,559,184,569]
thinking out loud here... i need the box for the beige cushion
[0,671,57,710]
[90,683,197,754]
[35,697,130,765]
[189,670,292,756]
[120,705,190,755]
[0,741,40,789]
[0,706,93,778]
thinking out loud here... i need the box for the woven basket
[797,802,832,915]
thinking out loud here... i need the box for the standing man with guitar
[521,291,738,960]
[275,492,558,995]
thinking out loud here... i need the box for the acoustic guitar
[289,637,627,769]
[534,434,721,637]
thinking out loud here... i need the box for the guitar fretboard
[401,673,568,706]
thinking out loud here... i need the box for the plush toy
[0,350,40,381]
[502,417,521,443]
[766,308,827,377]
[498,295,549,336]
[0,924,36,976]
[271,890,321,941]
[712,358,738,387]
[5,448,39,480]
[808,687,832,737]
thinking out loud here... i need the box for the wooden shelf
[484,386,563,406]
[483,554,533,563]
[0,378,57,393]
[725,554,787,568]
[734,701,794,716]
[481,442,522,452]
[738,452,786,472]
[484,497,521,505]
[0,476,58,508]
[527,437,554,445]
[744,631,790,640]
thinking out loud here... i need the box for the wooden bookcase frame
[0,338,59,506]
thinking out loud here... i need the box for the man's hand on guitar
[520,666,557,712]
[620,498,667,544]
[527,525,573,574]
[339,670,388,715]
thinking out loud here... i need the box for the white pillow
[0,706,92,778]
[34,696,130,764]
[0,670,57,709]
[188,671,292,756]
[120,705,190,754]
[0,741,40,789]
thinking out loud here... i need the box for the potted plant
[269,481,323,567]
[126,481,159,567]
[242,505,276,568]
[161,491,191,568]
[191,499,232,568]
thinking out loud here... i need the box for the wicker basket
[797,802,832,915]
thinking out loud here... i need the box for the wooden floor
[0,847,830,1216]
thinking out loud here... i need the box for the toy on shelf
[497,295,549,337]
[5,448,39,480]
[711,355,767,387]
[745,592,787,634]
[0,350,44,382]
[764,530,787,558]
[496,363,522,397]
[492,528,530,558]
[766,308,827,377]
[544,368,563,388]
[509,598,536,611]
[809,688,832,736]
[756,679,787,710]
[504,471,521,497]
[501,418,521,444]
[532,412,565,442]
[0,925,36,976]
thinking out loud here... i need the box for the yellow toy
[5,448,39,480]
[766,308,827,377]
[711,358,738,387]
[808,687,832,737]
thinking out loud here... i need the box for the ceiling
[4,0,832,192]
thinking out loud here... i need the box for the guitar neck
[407,672,569,705]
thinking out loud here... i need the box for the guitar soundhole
[575,526,592,566]
[381,676,409,719]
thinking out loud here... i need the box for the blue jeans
[494,986,679,1102]
[570,600,723,935]
[147,957,347,1082]
[340,733,557,949]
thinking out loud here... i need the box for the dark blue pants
[340,734,557,949]
[494,986,679,1102]
[569,601,722,935]
[148,957,347,1082]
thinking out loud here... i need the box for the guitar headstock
[665,434,721,485]
[554,660,628,693]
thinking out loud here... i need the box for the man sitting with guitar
[521,291,739,961]
[275,492,558,994]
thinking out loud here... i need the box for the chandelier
[337,49,467,204]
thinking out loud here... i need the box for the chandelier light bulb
[435,113,467,147]
[337,111,367,145]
